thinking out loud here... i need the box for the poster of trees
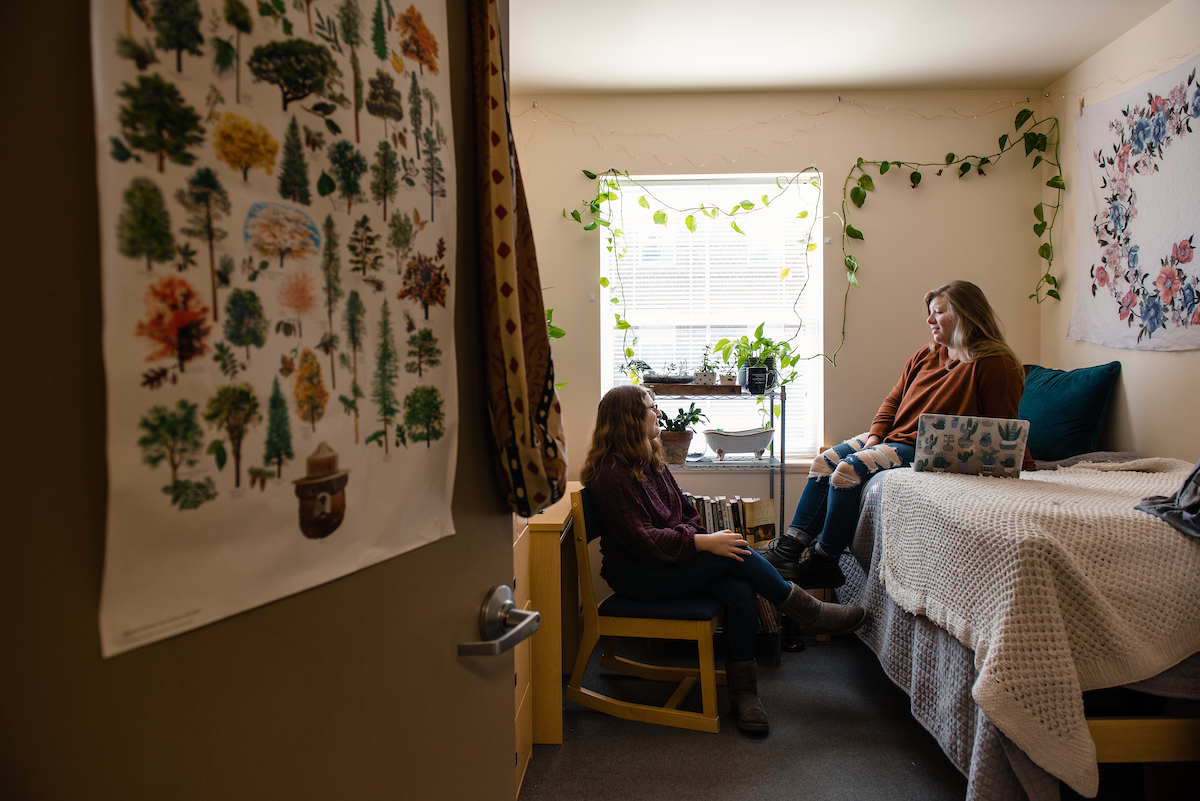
[93,0,457,657]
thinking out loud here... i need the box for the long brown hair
[924,280,1023,373]
[580,385,664,484]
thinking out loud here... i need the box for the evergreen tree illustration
[319,214,344,388]
[118,177,176,270]
[371,300,400,454]
[152,0,204,73]
[223,288,268,360]
[370,140,399,221]
[264,376,294,477]
[370,0,387,60]
[116,74,204,172]
[408,72,422,159]
[278,116,312,204]
[341,290,367,442]
[403,385,444,448]
[176,167,231,318]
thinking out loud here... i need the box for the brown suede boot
[777,582,866,635]
[725,659,768,732]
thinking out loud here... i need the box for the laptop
[912,413,1031,478]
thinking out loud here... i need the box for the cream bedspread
[879,459,1200,797]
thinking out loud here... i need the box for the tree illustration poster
[91,0,457,657]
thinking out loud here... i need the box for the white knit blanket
[880,459,1200,797]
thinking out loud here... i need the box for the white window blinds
[600,173,823,459]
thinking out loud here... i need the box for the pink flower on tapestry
[1173,240,1194,264]
[1192,308,1200,326]
[1116,142,1131,172]
[1118,289,1137,321]
[1095,264,1110,288]
[1151,95,1168,113]
[1157,265,1182,304]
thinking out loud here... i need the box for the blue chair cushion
[599,593,723,621]
[1018,362,1121,462]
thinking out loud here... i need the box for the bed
[837,454,1200,800]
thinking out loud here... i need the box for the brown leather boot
[725,659,768,732]
[777,582,866,635]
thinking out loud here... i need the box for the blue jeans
[790,438,915,555]
[608,549,791,662]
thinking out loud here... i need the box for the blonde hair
[580,385,664,485]
[924,281,1023,374]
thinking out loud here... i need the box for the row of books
[682,493,778,545]
[681,492,782,635]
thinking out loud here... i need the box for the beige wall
[513,89,1044,481]
[1041,0,1200,461]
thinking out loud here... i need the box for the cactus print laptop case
[912,414,1031,478]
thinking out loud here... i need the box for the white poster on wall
[92,0,457,657]
[1069,55,1200,351]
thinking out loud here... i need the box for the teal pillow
[1019,362,1121,461]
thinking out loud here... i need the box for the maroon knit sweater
[586,459,706,583]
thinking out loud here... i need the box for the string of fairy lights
[511,41,1200,169]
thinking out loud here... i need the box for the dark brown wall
[0,2,515,799]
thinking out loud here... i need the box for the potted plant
[713,324,802,395]
[693,345,718,386]
[659,402,707,464]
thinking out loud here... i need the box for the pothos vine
[565,107,1065,373]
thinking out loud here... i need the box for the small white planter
[719,373,737,386]
[703,428,775,461]
[693,371,717,385]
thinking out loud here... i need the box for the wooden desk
[525,481,582,745]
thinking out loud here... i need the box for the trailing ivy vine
[564,107,1066,376]
[564,170,824,374]
[842,107,1065,302]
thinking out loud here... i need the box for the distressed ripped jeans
[788,434,915,556]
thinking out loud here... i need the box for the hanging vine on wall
[841,107,1066,302]
[564,170,826,375]
[563,107,1065,379]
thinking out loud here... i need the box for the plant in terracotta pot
[659,402,707,464]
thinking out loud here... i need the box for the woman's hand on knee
[695,531,751,561]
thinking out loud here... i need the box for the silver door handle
[457,585,540,656]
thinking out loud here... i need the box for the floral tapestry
[92,0,457,657]
[1068,55,1200,351]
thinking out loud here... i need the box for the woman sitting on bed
[581,384,866,732]
[763,280,1034,589]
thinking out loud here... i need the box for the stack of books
[682,493,777,544]
[681,492,780,635]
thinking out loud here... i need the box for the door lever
[457,585,540,656]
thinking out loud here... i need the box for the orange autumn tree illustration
[396,5,438,75]
[135,275,211,373]
[397,237,449,319]
[294,348,329,431]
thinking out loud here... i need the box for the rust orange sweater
[870,344,1035,470]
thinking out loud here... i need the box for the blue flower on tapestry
[1150,112,1168,146]
[1143,296,1164,334]
[1131,118,1152,153]
[1182,284,1198,316]
[1109,200,1126,230]
[1128,244,1140,271]
[1191,87,1200,118]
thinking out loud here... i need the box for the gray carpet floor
[518,631,969,801]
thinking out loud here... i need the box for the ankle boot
[725,659,768,732]
[794,543,846,588]
[759,532,803,582]
[777,582,866,635]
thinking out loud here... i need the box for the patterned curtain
[470,0,567,515]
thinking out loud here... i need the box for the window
[600,173,823,460]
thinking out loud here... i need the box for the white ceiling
[510,0,1173,94]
